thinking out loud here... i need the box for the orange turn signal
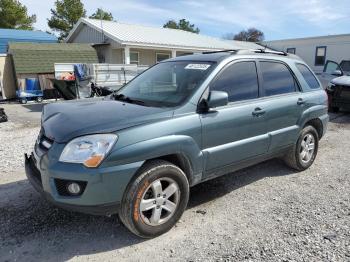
[84,155,104,168]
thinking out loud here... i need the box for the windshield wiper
[112,93,147,106]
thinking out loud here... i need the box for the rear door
[200,60,269,174]
[257,60,303,152]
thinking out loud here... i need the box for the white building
[66,18,263,66]
[263,34,350,74]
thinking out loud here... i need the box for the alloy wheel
[300,133,315,164]
[139,177,180,226]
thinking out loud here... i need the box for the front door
[320,60,343,88]
[200,60,269,174]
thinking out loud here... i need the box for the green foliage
[89,8,113,21]
[0,0,36,30]
[232,28,265,42]
[163,19,200,34]
[48,0,86,40]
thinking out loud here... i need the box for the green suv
[25,50,329,238]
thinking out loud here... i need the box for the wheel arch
[304,118,323,139]
[145,153,194,185]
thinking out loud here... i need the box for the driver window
[324,61,340,74]
[210,61,259,102]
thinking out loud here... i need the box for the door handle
[252,107,266,117]
[297,98,305,105]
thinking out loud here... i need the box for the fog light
[67,182,81,195]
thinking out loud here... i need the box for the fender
[102,135,205,184]
[298,104,328,128]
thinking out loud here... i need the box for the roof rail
[202,49,238,54]
[202,48,289,56]
[252,48,288,56]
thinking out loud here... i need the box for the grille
[54,179,87,196]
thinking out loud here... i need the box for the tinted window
[261,62,296,96]
[340,60,350,73]
[211,61,259,102]
[296,63,320,89]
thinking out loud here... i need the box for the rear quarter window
[295,63,320,89]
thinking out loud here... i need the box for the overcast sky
[20,0,350,40]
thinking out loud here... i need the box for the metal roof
[67,18,263,51]
[0,29,57,53]
[8,43,98,74]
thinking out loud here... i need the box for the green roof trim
[8,43,98,74]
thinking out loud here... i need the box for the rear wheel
[284,126,319,171]
[36,96,43,103]
[119,160,189,238]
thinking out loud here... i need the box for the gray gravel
[0,103,349,262]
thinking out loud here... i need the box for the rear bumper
[25,153,141,216]
[319,114,329,138]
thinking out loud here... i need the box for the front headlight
[327,82,335,91]
[59,134,118,168]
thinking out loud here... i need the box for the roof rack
[251,48,288,56]
[202,48,289,56]
[202,49,238,54]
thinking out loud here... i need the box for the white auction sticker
[185,64,211,70]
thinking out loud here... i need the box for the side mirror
[207,90,228,109]
[332,70,343,76]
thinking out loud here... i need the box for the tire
[119,160,189,238]
[36,97,43,103]
[284,126,319,171]
[20,98,27,104]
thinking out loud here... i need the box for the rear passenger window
[296,63,320,89]
[211,61,259,102]
[260,62,296,96]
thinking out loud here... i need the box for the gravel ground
[0,103,349,262]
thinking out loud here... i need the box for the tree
[89,8,113,21]
[0,0,36,30]
[48,0,86,40]
[163,19,200,34]
[232,28,265,42]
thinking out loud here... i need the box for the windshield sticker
[185,64,211,70]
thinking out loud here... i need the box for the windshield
[114,61,215,107]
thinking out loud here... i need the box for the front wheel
[20,98,27,104]
[119,160,189,238]
[284,126,319,171]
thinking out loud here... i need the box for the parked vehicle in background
[25,49,328,238]
[16,90,43,104]
[322,60,350,112]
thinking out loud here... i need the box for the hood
[331,75,350,86]
[42,99,173,143]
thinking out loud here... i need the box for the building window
[156,53,170,63]
[286,48,296,54]
[315,46,326,66]
[130,51,139,65]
